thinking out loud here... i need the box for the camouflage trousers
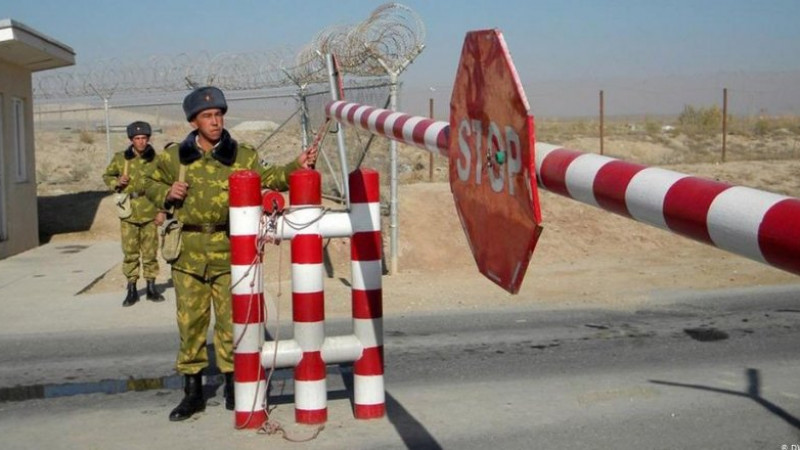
[120,220,159,282]
[172,268,233,375]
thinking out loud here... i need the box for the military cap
[126,121,152,139]
[183,86,228,121]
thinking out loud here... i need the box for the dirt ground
[35,126,800,315]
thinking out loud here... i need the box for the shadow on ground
[38,191,108,243]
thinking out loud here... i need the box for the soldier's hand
[117,175,130,189]
[154,211,167,226]
[298,145,318,169]
[167,181,189,201]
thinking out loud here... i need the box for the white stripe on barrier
[401,116,425,146]
[291,263,324,293]
[352,104,370,126]
[340,103,356,123]
[424,121,448,154]
[354,375,385,404]
[366,108,381,135]
[351,260,383,291]
[320,335,363,364]
[294,321,325,351]
[261,339,303,369]
[565,154,614,208]
[382,112,404,138]
[354,318,383,348]
[229,206,262,236]
[626,168,687,230]
[317,212,353,238]
[233,323,264,354]
[234,380,267,412]
[231,265,262,295]
[295,380,328,409]
[708,186,785,262]
[350,203,381,233]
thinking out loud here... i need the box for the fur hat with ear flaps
[182,86,228,121]
[126,121,151,139]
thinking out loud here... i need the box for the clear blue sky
[6,0,800,116]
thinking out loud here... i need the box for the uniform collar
[178,129,237,166]
[124,144,156,161]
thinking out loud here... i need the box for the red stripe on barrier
[293,292,324,322]
[229,171,262,207]
[359,106,376,130]
[664,177,730,244]
[354,346,384,375]
[354,404,385,419]
[230,235,257,265]
[291,234,323,264]
[411,119,434,146]
[593,160,646,218]
[538,148,581,198]
[289,169,321,205]
[352,231,382,261]
[349,169,380,203]
[232,293,265,324]
[352,289,383,318]
[346,104,359,123]
[296,408,327,424]
[234,352,265,383]
[235,410,268,429]
[295,351,326,381]
[373,110,393,133]
[759,198,800,274]
[391,115,411,141]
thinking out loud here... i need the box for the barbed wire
[33,2,425,100]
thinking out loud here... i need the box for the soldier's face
[192,109,224,146]
[131,135,149,152]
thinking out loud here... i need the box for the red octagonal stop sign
[449,29,543,294]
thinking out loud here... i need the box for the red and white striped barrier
[229,170,268,429]
[534,144,800,278]
[231,168,384,426]
[326,100,800,278]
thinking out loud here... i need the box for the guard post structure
[229,170,268,429]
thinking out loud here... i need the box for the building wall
[0,59,38,259]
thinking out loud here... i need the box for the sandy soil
[36,130,800,316]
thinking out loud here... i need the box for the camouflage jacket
[145,129,300,277]
[102,145,160,224]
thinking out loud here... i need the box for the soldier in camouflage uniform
[145,86,317,422]
[103,121,166,307]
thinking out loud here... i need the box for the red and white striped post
[288,169,328,424]
[348,169,385,418]
[325,100,800,278]
[229,170,268,429]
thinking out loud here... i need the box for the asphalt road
[2,285,800,449]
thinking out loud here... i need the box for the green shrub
[677,105,722,136]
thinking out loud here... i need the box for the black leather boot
[145,279,165,302]
[224,372,234,411]
[169,373,205,421]
[122,281,138,307]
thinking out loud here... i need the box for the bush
[677,105,723,136]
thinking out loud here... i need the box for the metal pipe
[325,53,350,209]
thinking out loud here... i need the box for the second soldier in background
[102,121,166,306]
